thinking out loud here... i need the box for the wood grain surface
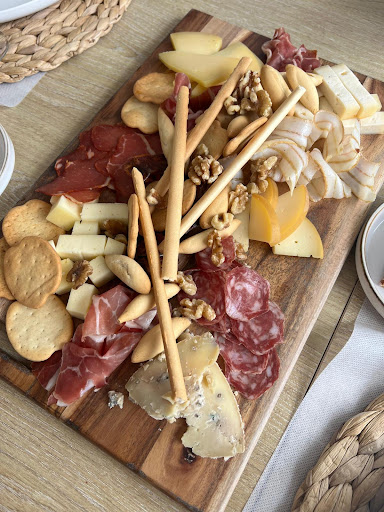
[1,1,383,512]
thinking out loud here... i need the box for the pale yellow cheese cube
[81,203,128,225]
[66,283,98,320]
[104,237,126,256]
[56,259,74,295]
[47,240,56,250]
[89,256,115,287]
[314,65,359,119]
[332,64,379,119]
[50,196,60,206]
[72,221,100,235]
[55,235,107,261]
[46,195,82,231]
[233,203,250,252]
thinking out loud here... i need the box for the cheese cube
[72,221,100,235]
[319,96,334,113]
[343,112,384,135]
[55,235,107,261]
[81,203,128,225]
[89,256,115,287]
[332,64,380,119]
[50,196,60,206]
[314,65,359,119]
[46,195,82,231]
[56,259,74,295]
[104,237,126,256]
[66,283,98,320]
[233,203,250,252]
[48,240,56,250]
[372,94,382,111]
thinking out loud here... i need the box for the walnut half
[229,183,249,215]
[207,230,225,267]
[175,272,197,296]
[66,260,93,290]
[248,156,278,194]
[178,298,216,322]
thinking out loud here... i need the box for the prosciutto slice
[31,350,62,391]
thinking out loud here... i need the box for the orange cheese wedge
[249,195,280,245]
[259,178,278,208]
[274,185,309,244]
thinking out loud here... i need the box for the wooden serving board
[1,9,384,512]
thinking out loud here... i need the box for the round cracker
[4,236,61,309]
[6,295,73,361]
[133,72,175,104]
[3,199,65,246]
[0,238,14,300]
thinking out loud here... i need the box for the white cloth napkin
[0,72,44,107]
[244,298,384,512]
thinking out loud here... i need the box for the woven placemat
[292,393,384,511]
[0,0,131,84]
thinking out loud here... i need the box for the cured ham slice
[31,350,62,391]
[195,236,236,272]
[64,189,101,204]
[91,124,134,152]
[261,28,320,72]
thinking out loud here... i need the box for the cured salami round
[215,333,269,374]
[195,236,236,272]
[231,301,284,355]
[178,269,226,326]
[225,348,280,400]
[225,266,270,321]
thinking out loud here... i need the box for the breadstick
[162,85,189,281]
[148,56,252,212]
[178,86,306,238]
[132,167,187,403]
[127,193,139,259]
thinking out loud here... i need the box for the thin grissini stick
[162,85,189,281]
[179,86,306,238]
[132,167,187,403]
[148,56,252,212]
[127,193,139,259]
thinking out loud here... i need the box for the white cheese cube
[372,94,382,111]
[50,196,60,206]
[343,112,384,135]
[81,203,129,225]
[104,237,126,256]
[66,283,98,320]
[56,259,74,295]
[72,221,100,235]
[332,64,380,119]
[55,235,107,261]
[319,96,334,113]
[47,240,56,250]
[233,203,250,252]
[314,65,359,119]
[46,195,82,231]
[89,256,115,287]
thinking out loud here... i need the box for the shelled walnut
[101,219,126,237]
[224,70,263,115]
[66,260,93,290]
[248,156,278,194]
[211,212,234,231]
[207,230,225,266]
[235,242,247,261]
[257,89,273,117]
[175,271,197,296]
[178,298,216,322]
[229,184,249,215]
[188,143,223,185]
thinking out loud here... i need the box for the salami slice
[215,333,269,374]
[231,301,284,355]
[195,236,236,272]
[225,266,270,321]
[178,269,226,326]
[225,348,280,400]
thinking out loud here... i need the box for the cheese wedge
[217,41,263,73]
[249,195,280,245]
[314,65,359,119]
[170,32,222,55]
[332,64,379,119]
[46,195,82,231]
[89,255,115,287]
[272,217,323,258]
[343,112,384,135]
[275,185,309,243]
[66,283,98,320]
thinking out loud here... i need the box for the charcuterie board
[0,9,383,512]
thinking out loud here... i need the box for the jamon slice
[31,350,62,391]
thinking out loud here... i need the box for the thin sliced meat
[64,189,101,204]
[95,157,110,176]
[195,236,236,272]
[107,165,135,203]
[91,124,133,152]
[189,86,220,112]
[225,348,280,400]
[31,350,62,391]
[214,333,269,374]
[55,145,89,175]
[178,269,226,326]
[225,266,270,321]
[210,313,232,335]
[231,301,284,355]
[107,132,163,168]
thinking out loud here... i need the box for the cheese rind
[81,203,129,225]
[72,221,100,235]
[46,195,82,231]
[56,258,74,295]
[332,64,379,119]
[314,65,359,119]
[104,237,126,256]
[55,235,107,260]
[66,283,98,320]
[89,255,115,287]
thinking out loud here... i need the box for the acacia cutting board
[1,9,384,512]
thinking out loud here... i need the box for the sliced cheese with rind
[272,217,323,258]
[315,65,359,119]
[170,32,222,55]
[217,41,263,73]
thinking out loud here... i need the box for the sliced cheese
[343,112,384,135]
[332,64,379,119]
[46,195,82,231]
[81,203,128,225]
[233,202,250,252]
[217,41,263,73]
[272,217,323,258]
[89,255,115,287]
[66,283,98,320]
[104,237,126,256]
[72,221,100,235]
[170,32,222,55]
[56,258,74,295]
[55,235,107,261]
[319,96,334,113]
[314,65,359,120]
[372,93,382,111]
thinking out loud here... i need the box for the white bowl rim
[361,201,384,306]
[0,124,15,196]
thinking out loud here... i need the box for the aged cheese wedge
[217,41,263,73]
[46,195,82,231]
[259,177,278,208]
[56,258,74,295]
[332,64,380,119]
[158,51,240,88]
[72,221,100,235]
[66,283,98,320]
[182,362,245,459]
[343,112,384,135]
[275,185,309,243]
[272,217,323,258]
[56,235,107,261]
[170,32,222,54]
[249,195,280,245]
[126,332,220,421]
[233,202,250,252]
[89,255,115,287]
[314,65,359,120]
[81,203,128,225]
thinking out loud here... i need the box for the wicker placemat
[292,393,384,511]
[0,0,131,84]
